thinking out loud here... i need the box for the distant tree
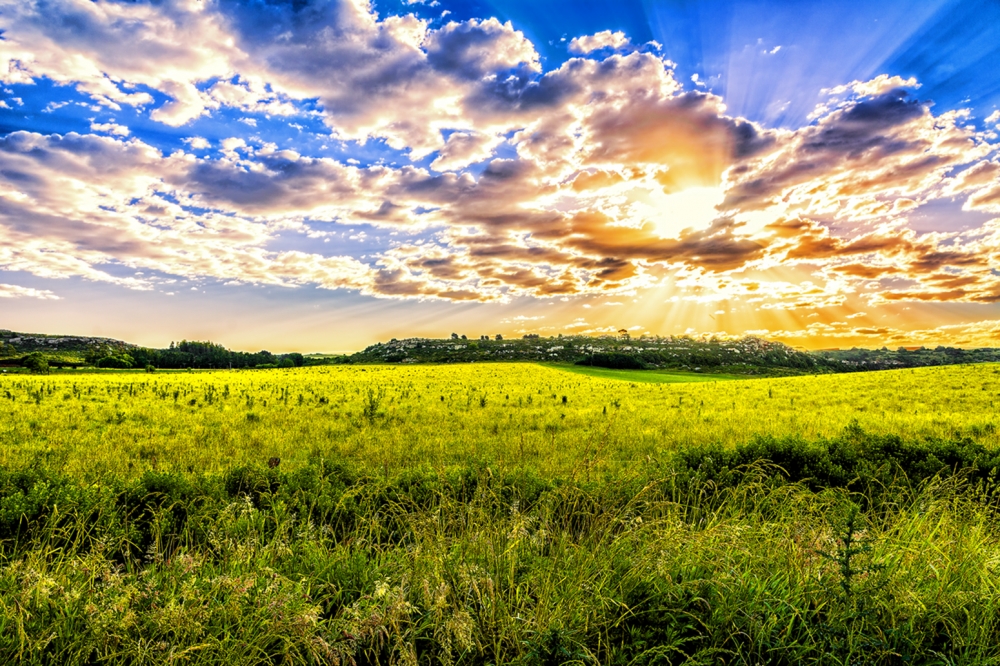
[461,335,467,340]
[22,352,49,374]
[277,358,295,368]
[130,347,157,367]
[618,329,630,341]
[451,333,459,340]
[97,354,134,369]
[285,353,305,367]
[495,334,503,341]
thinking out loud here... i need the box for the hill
[0,331,302,370]
[347,334,1000,375]
[347,334,838,375]
[0,329,135,367]
[3,327,1000,374]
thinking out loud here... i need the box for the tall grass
[1,363,997,480]
[1,363,1000,664]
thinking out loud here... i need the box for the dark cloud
[723,89,978,212]
[802,89,925,157]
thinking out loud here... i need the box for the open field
[2,363,997,477]
[2,363,1000,664]
[542,363,742,383]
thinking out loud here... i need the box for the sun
[649,186,726,238]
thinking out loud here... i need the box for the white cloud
[430,131,502,171]
[0,283,60,300]
[568,30,631,54]
[90,122,130,136]
[182,136,211,150]
[824,74,921,97]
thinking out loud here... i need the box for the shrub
[576,353,647,370]
[96,354,134,369]
[21,352,50,374]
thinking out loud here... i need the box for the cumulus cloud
[182,137,211,150]
[430,131,502,171]
[0,0,234,123]
[568,30,631,54]
[753,317,1000,348]
[824,74,920,98]
[89,122,129,136]
[1,2,1000,319]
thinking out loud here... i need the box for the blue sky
[1,0,999,350]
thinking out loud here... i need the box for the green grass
[544,361,742,383]
[2,363,1000,664]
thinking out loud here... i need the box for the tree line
[84,340,307,370]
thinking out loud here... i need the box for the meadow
[2,363,1000,665]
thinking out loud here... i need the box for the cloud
[220,5,539,154]
[568,30,631,55]
[430,131,502,171]
[89,122,129,136]
[182,137,211,150]
[0,0,233,123]
[0,130,378,294]
[753,317,1000,348]
[824,74,920,98]
[723,88,987,217]
[1,0,999,315]
[0,283,59,299]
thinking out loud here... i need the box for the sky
[1,0,999,352]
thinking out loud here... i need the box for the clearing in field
[543,362,743,383]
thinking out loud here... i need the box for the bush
[673,424,1000,502]
[20,353,49,374]
[576,353,647,370]
[96,354,134,369]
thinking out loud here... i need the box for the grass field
[2,363,1000,664]
[543,363,742,383]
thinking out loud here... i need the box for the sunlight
[650,186,726,238]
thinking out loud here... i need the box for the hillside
[348,334,1000,375]
[0,329,135,353]
[0,331,300,370]
[4,327,1000,374]
[347,334,835,375]
[0,329,135,367]
[815,345,1000,369]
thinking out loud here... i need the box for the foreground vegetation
[2,363,1000,664]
